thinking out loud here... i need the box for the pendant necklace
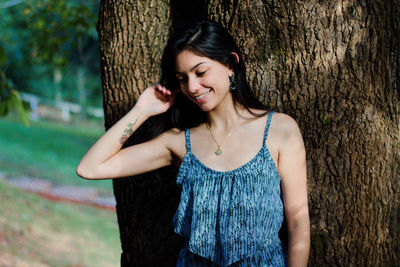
[206,116,241,156]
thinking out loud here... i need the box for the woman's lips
[194,89,212,103]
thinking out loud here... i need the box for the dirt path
[0,172,115,211]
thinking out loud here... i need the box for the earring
[229,74,236,90]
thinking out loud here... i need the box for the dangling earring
[229,74,236,90]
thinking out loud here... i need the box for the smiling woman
[175,50,233,111]
[77,20,310,267]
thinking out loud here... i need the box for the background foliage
[0,2,119,265]
[0,0,102,120]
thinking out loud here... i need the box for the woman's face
[175,50,233,112]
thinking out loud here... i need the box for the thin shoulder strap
[263,111,275,145]
[185,128,192,152]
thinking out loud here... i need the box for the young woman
[77,20,310,267]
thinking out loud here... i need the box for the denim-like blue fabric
[173,111,286,267]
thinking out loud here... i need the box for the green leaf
[0,89,30,126]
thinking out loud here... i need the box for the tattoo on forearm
[119,118,138,144]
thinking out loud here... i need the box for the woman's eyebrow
[176,62,206,74]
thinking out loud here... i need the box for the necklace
[206,116,241,156]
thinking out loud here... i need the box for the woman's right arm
[76,84,178,180]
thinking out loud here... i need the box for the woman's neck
[206,96,246,131]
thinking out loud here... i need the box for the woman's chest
[189,130,279,173]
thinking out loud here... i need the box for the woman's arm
[277,114,310,267]
[76,84,177,180]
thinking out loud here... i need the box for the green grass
[0,115,113,193]
[0,180,120,267]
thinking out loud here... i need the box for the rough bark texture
[98,1,182,266]
[98,0,400,266]
[207,1,400,266]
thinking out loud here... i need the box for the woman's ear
[231,52,239,64]
[228,52,240,72]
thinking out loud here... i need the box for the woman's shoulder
[270,111,299,129]
[159,127,185,142]
[159,127,187,160]
[246,108,298,128]
[269,111,304,147]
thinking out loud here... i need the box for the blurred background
[0,0,120,266]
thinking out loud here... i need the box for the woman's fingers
[151,84,176,107]
[153,83,172,95]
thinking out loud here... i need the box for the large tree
[97,0,399,266]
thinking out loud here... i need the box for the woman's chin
[197,103,214,112]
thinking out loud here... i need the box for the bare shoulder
[271,112,301,134]
[158,127,187,162]
[270,112,304,148]
[158,127,185,144]
[243,109,302,140]
[162,127,184,137]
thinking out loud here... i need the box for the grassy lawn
[0,115,113,193]
[0,180,120,267]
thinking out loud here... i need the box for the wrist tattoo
[119,118,138,144]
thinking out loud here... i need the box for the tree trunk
[97,1,183,266]
[98,0,400,266]
[207,1,400,266]
[77,35,87,119]
[53,67,62,103]
[77,66,87,119]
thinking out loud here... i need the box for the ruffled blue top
[173,111,286,266]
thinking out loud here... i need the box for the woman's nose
[187,77,200,93]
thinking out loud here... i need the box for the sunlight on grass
[0,181,120,267]
[0,116,113,193]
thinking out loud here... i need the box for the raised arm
[76,84,178,180]
[277,114,310,267]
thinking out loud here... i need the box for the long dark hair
[160,20,268,130]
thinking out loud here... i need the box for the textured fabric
[173,111,286,267]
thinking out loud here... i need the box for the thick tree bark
[98,0,399,266]
[97,1,182,266]
[207,1,400,266]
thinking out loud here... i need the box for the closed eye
[197,71,206,77]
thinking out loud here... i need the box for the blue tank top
[173,111,286,267]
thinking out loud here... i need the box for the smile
[195,90,212,102]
